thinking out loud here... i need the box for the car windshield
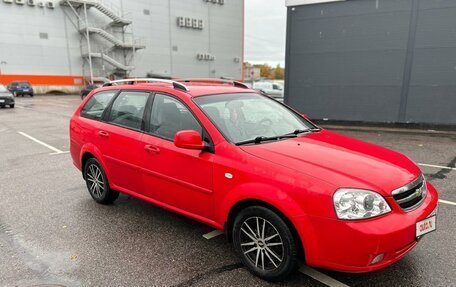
[0,85,7,92]
[18,82,30,86]
[194,93,316,144]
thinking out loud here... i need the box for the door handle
[144,144,160,154]
[98,130,109,137]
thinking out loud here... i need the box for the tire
[30,93,34,97]
[10,104,14,108]
[83,158,119,204]
[232,206,299,282]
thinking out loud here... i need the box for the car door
[139,93,214,219]
[98,90,151,195]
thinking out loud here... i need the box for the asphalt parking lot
[0,95,455,287]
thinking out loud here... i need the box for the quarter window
[81,90,117,120]
[108,91,149,130]
[149,94,202,140]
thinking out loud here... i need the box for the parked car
[80,83,101,100]
[70,78,438,281]
[0,85,15,108]
[7,81,34,97]
[253,81,284,101]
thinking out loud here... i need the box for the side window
[108,91,149,130]
[149,94,202,140]
[81,90,117,120]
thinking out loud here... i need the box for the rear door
[73,90,118,165]
[98,90,151,194]
[139,93,215,219]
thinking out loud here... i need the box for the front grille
[392,175,427,211]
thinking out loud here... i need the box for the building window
[39,32,48,40]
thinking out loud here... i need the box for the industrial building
[0,0,243,93]
[285,0,456,125]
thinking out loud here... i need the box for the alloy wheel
[239,216,284,271]
[86,164,105,199]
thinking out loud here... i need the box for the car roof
[97,80,258,98]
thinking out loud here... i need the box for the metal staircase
[83,52,134,71]
[60,0,145,82]
[82,27,145,49]
[61,0,131,25]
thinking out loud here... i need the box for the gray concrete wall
[285,0,456,125]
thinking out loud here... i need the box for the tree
[274,64,284,80]
[259,64,272,79]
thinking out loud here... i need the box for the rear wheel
[10,104,14,108]
[232,206,299,282]
[83,158,119,204]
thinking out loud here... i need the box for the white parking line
[17,131,68,155]
[299,266,350,287]
[202,230,224,240]
[439,199,456,206]
[418,163,456,171]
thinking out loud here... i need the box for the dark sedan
[7,81,34,97]
[0,85,15,108]
[80,84,101,100]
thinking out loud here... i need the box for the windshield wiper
[288,129,310,135]
[236,134,297,146]
[285,127,321,136]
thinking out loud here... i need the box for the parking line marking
[202,230,224,240]
[439,199,456,206]
[299,266,350,287]
[18,131,68,155]
[49,151,70,156]
[418,163,456,171]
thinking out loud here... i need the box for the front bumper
[14,90,33,95]
[0,97,15,105]
[295,182,439,272]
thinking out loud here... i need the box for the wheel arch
[79,143,110,181]
[225,198,305,261]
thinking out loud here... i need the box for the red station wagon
[70,78,438,281]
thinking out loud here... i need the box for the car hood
[240,130,421,196]
[0,92,12,97]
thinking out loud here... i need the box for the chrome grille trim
[392,174,427,211]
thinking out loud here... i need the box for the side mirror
[174,130,205,150]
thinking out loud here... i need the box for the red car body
[70,81,438,274]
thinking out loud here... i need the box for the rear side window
[108,91,149,130]
[81,90,117,120]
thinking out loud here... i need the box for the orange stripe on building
[0,74,84,86]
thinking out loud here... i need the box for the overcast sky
[244,0,287,67]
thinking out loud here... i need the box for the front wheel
[84,158,119,204]
[232,206,299,282]
[10,104,14,108]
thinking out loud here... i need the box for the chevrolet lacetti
[70,78,438,281]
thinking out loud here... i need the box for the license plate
[0,100,4,103]
[23,89,30,92]
[416,216,436,237]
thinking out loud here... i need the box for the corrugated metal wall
[285,0,456,125]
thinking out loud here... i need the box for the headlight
[333,189,391,220]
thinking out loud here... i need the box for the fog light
[371,253,384,265]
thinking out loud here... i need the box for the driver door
[139,93,215,219]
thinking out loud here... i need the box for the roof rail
[179,78,249,89]
[102,78,189,92]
